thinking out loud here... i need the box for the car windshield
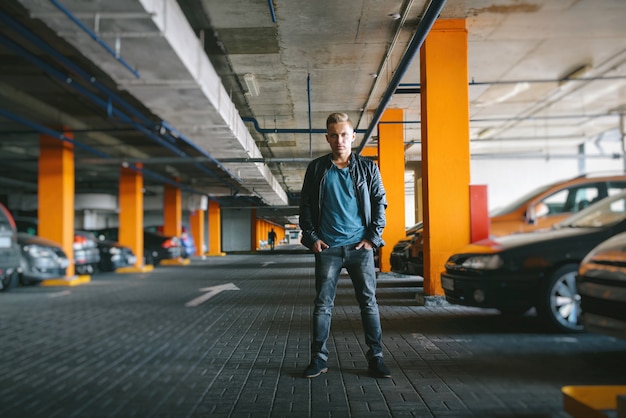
[556,191,626,228]
[489,182,556,216]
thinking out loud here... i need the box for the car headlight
[24,244,54,258]
[461,254,503,270]
[108,247,121,255]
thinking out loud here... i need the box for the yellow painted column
[251,209,258,251]
[163,184,181,238]
[360,147,378,159]
[189,209,205,256]
[207,200,223,256]
[377,108,406,273]
[38,131,75,277]
[119,164,147,270]
[420,19,470,296]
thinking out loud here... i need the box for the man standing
[299,112,390,378]
[268,228,277,250]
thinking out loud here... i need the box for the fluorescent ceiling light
[244,73,260,97]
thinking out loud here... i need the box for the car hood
[461,226,605,254]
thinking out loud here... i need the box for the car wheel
[0,271,18,291]
[537,264,584,333]
[144,250,154,266]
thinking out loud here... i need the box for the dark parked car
[440,190,626,333]
[95,238,137,272]
[577,232,626,340]
[94,228,183,266]
[73,230,102,275]
[145,225,195,258]
[390,222,423,275]
[0,203,21,291]
[17,233,69,284]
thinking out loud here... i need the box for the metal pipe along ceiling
[0,9,243,192]
[49,0,141,78]
[356,0,448,154]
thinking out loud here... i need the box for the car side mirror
[526,202,549,225]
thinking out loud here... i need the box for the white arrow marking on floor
[185,283,240,307]
[261,261,276,267]
[48,290,71,298]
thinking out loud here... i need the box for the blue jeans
[311,244,383,361]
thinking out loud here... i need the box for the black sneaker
[368,357,391,378]
[303,357,328,378]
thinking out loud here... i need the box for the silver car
[17,233,69,285]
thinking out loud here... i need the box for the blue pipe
[0,10,241,182]
[268,0,276,23]
[356,0,448,154]
[0,11,242,186]
[49,0,141,78]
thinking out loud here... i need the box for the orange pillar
[421,19,470,296]
[189,209,205,256]
[360,147,378,159]
[377,108,406,273]
[38,132,75,277]
[251,209,258,251]
[207,200,223,256]
[163,184,181,238]
[119,165,147,270]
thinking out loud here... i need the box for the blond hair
[326,112,354,129]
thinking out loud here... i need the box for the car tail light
[73,234,88,249]
[161,238,178,248]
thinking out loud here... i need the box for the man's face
[326,121,355,156]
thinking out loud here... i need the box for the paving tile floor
[0,249,625,417]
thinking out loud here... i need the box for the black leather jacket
[299,153,387,249]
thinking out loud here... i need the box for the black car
[0,203,21,291]
[577,232,626,340]
[17,233,69,284]
[390,222,423,275]
[440,190,626,333]
[73,230,102,275]
[95,238,137,272]
[93,228,183,266]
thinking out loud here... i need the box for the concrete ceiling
[1,0,625,223]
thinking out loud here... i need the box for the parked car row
[91,228,184,266]
[0,207,145,291]
[390,174,626,339]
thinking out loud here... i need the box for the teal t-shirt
[319,164,364,247]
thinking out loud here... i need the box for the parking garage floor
[1,245,625,418]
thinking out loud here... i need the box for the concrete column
[189,209,205,257]
[207,200,223,256]
[163,184,181,238]
[420,19,471,296]
[119,164,146,270]
[377,108,406,273]
[38,131,75,277]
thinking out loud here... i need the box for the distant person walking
[299,112,390,378]
[268,228,277,251]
